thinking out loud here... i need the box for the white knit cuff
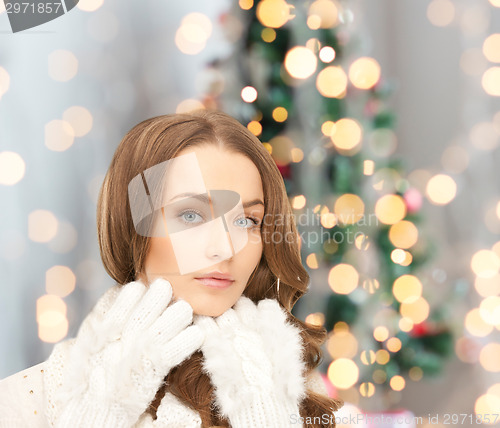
[227,390,303,428]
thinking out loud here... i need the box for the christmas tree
[203,0,455,410]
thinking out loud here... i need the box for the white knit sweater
[0,287,329,428]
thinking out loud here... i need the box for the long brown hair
[96,109,343,427]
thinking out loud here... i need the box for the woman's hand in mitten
[46,277,204,428]
[193,295,307,428]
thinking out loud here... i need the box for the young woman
[0,109,344,427]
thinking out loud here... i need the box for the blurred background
[1,0,500,426]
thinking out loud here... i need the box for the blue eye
[179,210,204,224]
[235,216,262,229]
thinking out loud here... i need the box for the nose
[205,219,233,260]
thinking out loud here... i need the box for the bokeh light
[256,0,291,28]
[427,0,455,27]
[46,266,76,298]
[327,358,359,389]
[393,275,422,304]
[483,34,500,63]
[48,50,78,82]
[482,67,500,96]
[0,152,25,185]
[425,174,457,205]
[316,66,347,97]
[45,120,75,151]
[77,0,104,12]
[471,250,500,278]
[348,57,381,89]
[389,220,419,249]
[284,46,318,79]
[334,193,364,224]
[175,13,212,55]
[63,106,93,137]
[28,210,58,243]
[319,46,336,63]
[241,85,258,102]
[330,118,362,151]
[374,194,407,225]
[328,263,359,294]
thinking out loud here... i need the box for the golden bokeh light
[316,66,347,98]
[327,358,359,389]
[247,120,262,136]
[48,50,78,82]
[272,106,288,122]
[0,151,25,186]
[386,337,402,352]
[28,210,58,243]
[400,297,430,324]
[425,174,457,205]
[490,0,500,5]
[348,57,381,89]
[36,294,68,343]
[330,118,362,151]
[409,366,423,381]
[427,0,455,27]
[364,160,375,176]
[269,135,294,165]
[46,265,76,298]
[239,0,254,10]
[327,329,358,359]
[0,66,10,98]
[360,349,376,365]
[292,194,306,209]
[354,233,370,250]
[362,278,380,294]
[320,212,337,228]
[63,106,93,137]
[479,343,500,372]
[284,46,318,79]
[374,194,407,225]
[261,27,277,42]
[291,147,304,162]
[45,120,75,151]
[389,220,419,249]
[471,249,500,278]
[175,13,212,55]
[391,249,406,264]
[333,193,364,224]
[470,122,499,151]
[305,312,325,327]
[465,308,493,337]
[321,120,335,136]
[393,275,422,304]
[176,99,205,113]
[308,0,339,29]
[77,0,104,12]
[375,349,390,365]
[241,86,258,102]
[475,394,500,421]
[483,34,500,63]
[256,0,291,28]
[482,67,500,96]
[373,326,389,342]
[319,46,336,63]
[479,296,500,326]
[359,382,375,397]
[475,274,500,297]
[328,263,359,294]
[399,317,414,332]
[306,253,319,269]
[390,375,405,391]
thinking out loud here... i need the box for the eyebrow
[168,192,264,209]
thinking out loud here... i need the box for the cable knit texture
[0,280,330,428]
[193,295,308,428]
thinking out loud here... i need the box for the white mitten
[193,295,307,428]
[44,277,204,428]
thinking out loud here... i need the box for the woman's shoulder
[0,361,50,428]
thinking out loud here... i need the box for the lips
[195,271,234,289]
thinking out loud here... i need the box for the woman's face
[136,144,265,316]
